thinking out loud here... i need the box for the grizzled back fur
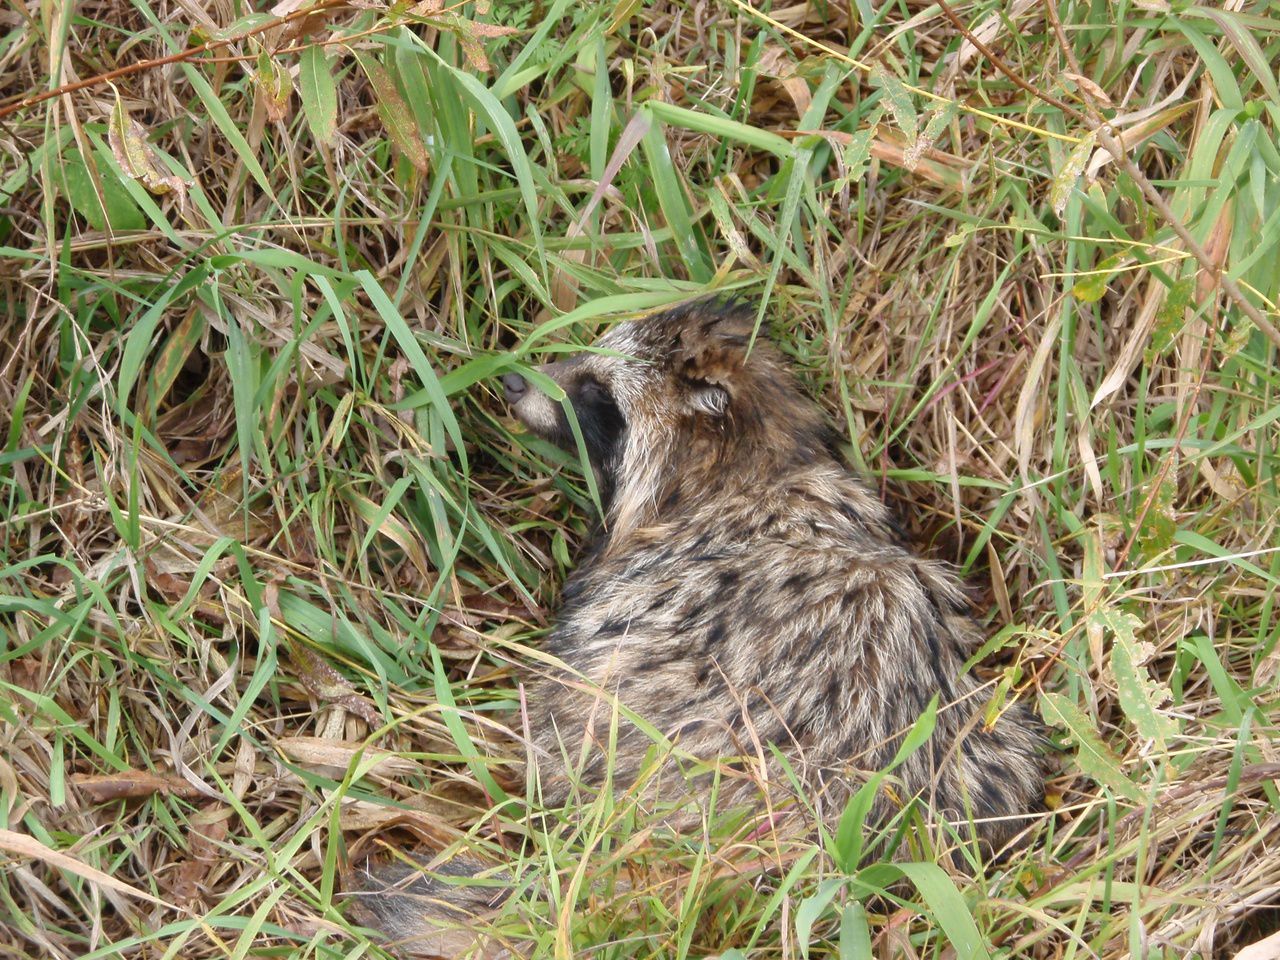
[354,300,1045,953]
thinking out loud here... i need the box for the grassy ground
[2,0,1279,956]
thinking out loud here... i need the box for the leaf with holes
[1049,131,1095,218]
[1040,691,1144,801]
[870,63,917,150]
[1096,607,1178,748]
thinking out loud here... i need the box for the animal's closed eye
[577,378,612,403]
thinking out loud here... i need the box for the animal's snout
[502,371,528,404]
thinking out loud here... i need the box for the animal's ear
[674,307,757,410]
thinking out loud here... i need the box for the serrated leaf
[1049,131,1095,217]
[356,54,429,174]
[870,63,917,149]
[299,45,338,144]
[1040,691,1144,801]
[1096,608,1178,748]
[836,107,882,189]
[904,101,955,170]
[1134,463,1178,560]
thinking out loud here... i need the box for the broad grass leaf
[1040,691,1144,802]
[850,862,990,959]
[640,116,711,280]
[838,902,872,960]
[1197,8,1280,106]
[796,877,845,958]
[429,644,510,805]
[356,54,430,174]
[117,265,210,412]
[833,697,937,870]
[1172,19,1245,111]
[445,63,547,272]
[60,151,144,232]
[299,44,337,144]
[893,862,990,960]
[643,100,792,156]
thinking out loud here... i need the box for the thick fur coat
[351,300,1044,954]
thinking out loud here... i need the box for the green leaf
[356,53,430,174]
[1095,608,1178,748]
[1195,8,1280,106]
[299,45,338,145]
[355,270,467,472]
[180,62,277,200]
[893,862,990,959]
[1040,691,1144,802]
[833,697,937,870]
[60,151,145,232]
[837,107,882,188]
[1071,251,1125,303]
[643,100,793,157]
[870,63,917,148]
[838,902,873,960]
[1147,276,1195,359]
[796,877,844,957]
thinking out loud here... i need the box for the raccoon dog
[351,299,1044,954]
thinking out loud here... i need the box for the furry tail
[345,852,514,958]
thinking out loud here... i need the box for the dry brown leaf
[1063,72,1113,107]
[755,44,810,116]
[276,736,420,777]
[107,89,187,205]
[71,770,204,803]
[169,802,232,905]
[284,635,382,725]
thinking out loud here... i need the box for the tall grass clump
[1,0,1278,956]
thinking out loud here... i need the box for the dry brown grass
[1,0,1278,956]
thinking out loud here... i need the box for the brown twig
[0,0,350,121]
[933,0,1280,353]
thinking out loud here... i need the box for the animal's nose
[502,371,528,403]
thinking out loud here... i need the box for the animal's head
[502,299,834,529]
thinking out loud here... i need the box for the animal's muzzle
[502,371,528,404]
